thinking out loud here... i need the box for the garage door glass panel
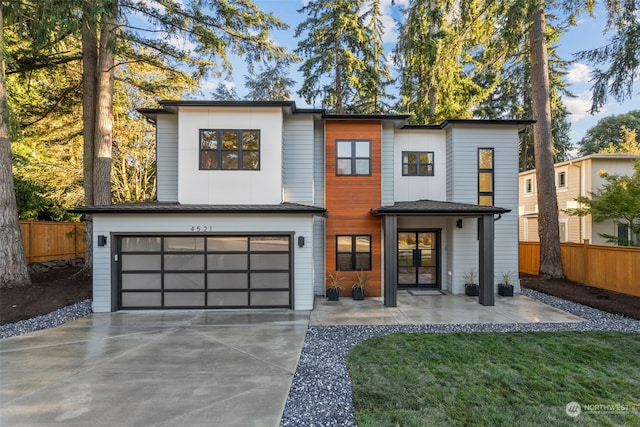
[207,292,248,306]
[122,254,161,271]
[251,291,289,306]
[250,236,289,251]
[164,254,204,270]
[164,274,205,289]
[207,273,248,289]
[207,254,247,270]
[122,237,161,252]
[121,273,161,290]
[250,254,289,270]
[122,292,162,307]
[165,292,205,306]
[164,237,205,251]
[207,237,247,251]
[251,272,289,289]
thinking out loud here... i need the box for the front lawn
[346,332,640,426]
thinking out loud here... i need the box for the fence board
[19,221,86,263]
[520,241,640,298]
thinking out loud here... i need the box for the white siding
[91,214,315,312]
[156,115,178,202]
[177,107,284,204]
[381,122,395,205]
[393,129,447,202]
[283,115,315,205]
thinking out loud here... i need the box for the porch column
[478,214,495,306]
[383,214,398,307]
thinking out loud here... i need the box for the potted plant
[464,269,479,296]
[352,270,368,300]
[498,272,515,296]
[326,271,342,301]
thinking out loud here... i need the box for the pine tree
[295,0,390,113]
[245,60,295,101]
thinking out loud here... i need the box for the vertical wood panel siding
[283,115,315,205]
[156,115,178,201]
[325,120,383,296]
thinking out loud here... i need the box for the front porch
[310,291,584,326]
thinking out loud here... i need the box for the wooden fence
[19,220,86,263]
[520,241,640,297]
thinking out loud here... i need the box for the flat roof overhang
[370,200,511,217]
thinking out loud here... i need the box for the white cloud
[567,63,592,84]
[564,91,606,121]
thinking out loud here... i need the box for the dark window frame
[336,139,371,176]
[199,129,261,171]
[335,234,372,271]
[402,151,435,176]
[478,147,494,206]
[557,170,567,188]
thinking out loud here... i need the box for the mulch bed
[520,273,640,320]
[1,268,638,326]
[0,267,92,326]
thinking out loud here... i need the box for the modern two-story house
[76,101,532,312]
[519,153,640,245]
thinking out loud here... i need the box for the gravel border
[280,289,640,427]
[0,300,92,340]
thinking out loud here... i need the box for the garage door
[117,235,292,309]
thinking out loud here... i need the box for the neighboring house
[519,153,640,245]
[76,101,531,312]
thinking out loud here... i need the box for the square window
[402,151,434,176]
[336,235,372,271]
[336,140,371,176]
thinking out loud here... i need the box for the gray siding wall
[283,115,315,205]
[156,115,178,202]
[313,119,325,295]
[446,126,521,290]
[381,122,395,206]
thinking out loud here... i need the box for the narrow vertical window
[557,171,567,188]
[478,148,494,206]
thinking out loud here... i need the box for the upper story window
[336,140,371,176]
[336,235,372,271]
[200,129,260,170]
[525,177,534,194]
[557,170,567,189]
[478,148,494,206]
[402,151,434,176]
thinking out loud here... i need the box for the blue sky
[201,0,639,152]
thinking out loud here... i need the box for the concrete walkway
[0,310,309,427]
[310,290,584,325]
[1,292,584,426]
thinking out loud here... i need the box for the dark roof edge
[72,202,327,216]
[370,206,511,216]
[402,119,535,130]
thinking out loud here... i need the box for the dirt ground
[0,267,92,326]
[1,268,639,326]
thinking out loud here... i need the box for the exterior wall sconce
[456,219,463,229]
[97,235,108,247]
[298,236,305,247]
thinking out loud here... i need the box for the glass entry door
[398,231,439,287]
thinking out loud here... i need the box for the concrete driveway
[0,310,309,427]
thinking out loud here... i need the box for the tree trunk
[81,0,98,273]
[530,4,564,278]
[93,1,116,206]
[0,3,31,288]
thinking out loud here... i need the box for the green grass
[346,332,640,426]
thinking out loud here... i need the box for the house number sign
[189,226,215,232]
